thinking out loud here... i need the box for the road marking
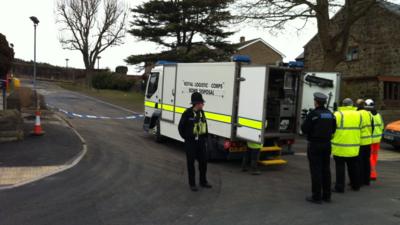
[0,166,63,186]
[47,104,144,120]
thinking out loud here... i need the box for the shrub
[92,72,135,91]
[115,66,128,75]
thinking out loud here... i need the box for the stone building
[304,0,400,110]
[235,37,285,65]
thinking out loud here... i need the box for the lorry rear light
[223,140,232,150]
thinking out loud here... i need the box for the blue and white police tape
[47,105,144,120]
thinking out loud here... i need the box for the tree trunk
[321,52,342,71]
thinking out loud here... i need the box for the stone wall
[237,41,283,65]
[0,110,23,142]
[304,2,400,109]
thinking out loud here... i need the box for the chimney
[240,36,245,43]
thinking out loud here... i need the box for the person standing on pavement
[301,92,336,204]
[242,141,262,175]
[356,99,374,186]
[332,98,362,193]
[365,99,384,181]
[178,92,212,192]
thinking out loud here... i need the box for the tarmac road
[0,81,399,225]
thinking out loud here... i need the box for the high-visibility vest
[193,111,207,136]
[247,121,268,149]
[372,113,384,144]
[332,106,362,157]
[359,109,373,146]
[247,142,262,149]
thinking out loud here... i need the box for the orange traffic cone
[32,110,45,136]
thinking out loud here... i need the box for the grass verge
[59,83,144,112]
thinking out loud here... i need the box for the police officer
[301,92,336,204]
[178,92,212,192]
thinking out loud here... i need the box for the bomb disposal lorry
[143,57,340,165]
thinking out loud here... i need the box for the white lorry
[143,58,340,165]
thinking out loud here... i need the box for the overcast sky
[1,0,399,74]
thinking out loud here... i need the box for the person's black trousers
[185,139,208,187]
[359,145,371,186]
[334,156,360,192]
[242,147,260,171]
[307,142,331,201]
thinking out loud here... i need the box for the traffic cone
[32,110,45,136]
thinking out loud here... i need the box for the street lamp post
[30,16,39,93]
[30,16,44,136]
[65,58,69,69]
[97,56,101,70]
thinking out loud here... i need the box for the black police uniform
[301,93,336,202]
[178,93,211,190]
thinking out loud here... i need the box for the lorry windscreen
[146,72,159,98]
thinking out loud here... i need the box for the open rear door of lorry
[236,66,268,144]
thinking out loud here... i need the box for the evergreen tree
[0,33,14,79]
[126,0,235,65]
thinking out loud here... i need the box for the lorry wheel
[153,119,164,143]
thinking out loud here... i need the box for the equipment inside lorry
[299,72,341,134]
[143,59,340,166]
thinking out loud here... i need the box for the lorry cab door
[236,66,268,144]
[161,65,177,122]
[144,71,161,118]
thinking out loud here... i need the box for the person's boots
[241,156,249,172]
[250,160,261,175]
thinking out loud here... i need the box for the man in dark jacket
[301,92,336,204]
[178,92,212,191]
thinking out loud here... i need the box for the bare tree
[56,0,127,70]
[238,0,377,70]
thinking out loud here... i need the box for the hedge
[92,72,135,91]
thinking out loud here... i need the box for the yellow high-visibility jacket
[359,109,373,146]
[332,106,362,157]
[372,113,384,144]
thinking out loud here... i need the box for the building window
[384,82,400,101]
[346,47,359,61]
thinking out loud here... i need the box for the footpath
[0,112,86,189]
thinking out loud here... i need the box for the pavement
[0,80,399,225]
[0,114,86,189]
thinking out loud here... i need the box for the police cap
[313,92,327,103]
